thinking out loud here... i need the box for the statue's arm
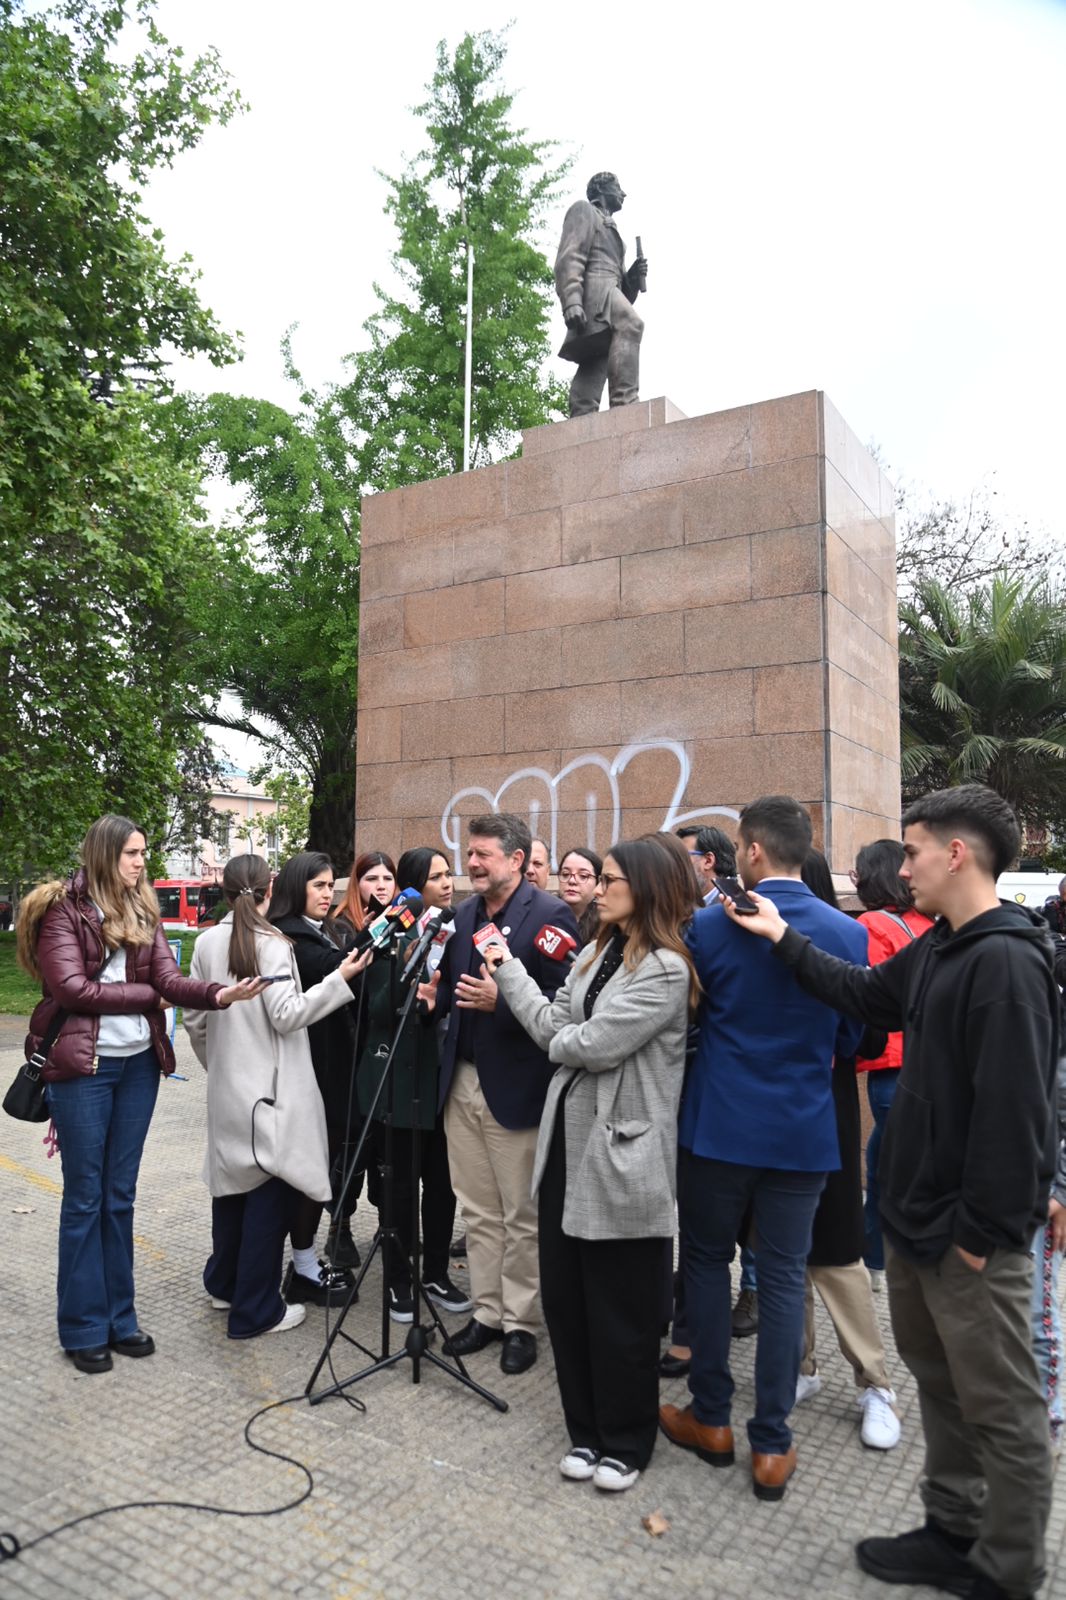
[554,201,596,317]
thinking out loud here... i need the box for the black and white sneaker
[424,1276,474,1314]
[389,1284,415,1324]
[283,1261,354,1308]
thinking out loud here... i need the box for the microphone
[534,924,578,963]
[401,905,455,983]
[350,888,424,955]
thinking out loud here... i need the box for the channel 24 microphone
[351,888,423,955]
[534,924,578,963]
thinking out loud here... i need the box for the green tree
[179,371,361,870]
[0,0,241,878]
[334,28,570,488]
[899,575,1066,834]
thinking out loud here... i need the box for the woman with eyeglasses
[479,838,698,1493]
[557,848,602,947]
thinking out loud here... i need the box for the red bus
[153,879,225,927]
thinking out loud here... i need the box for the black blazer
[272,914,363,1127]
[436,881,579,1130]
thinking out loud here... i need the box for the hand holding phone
[712,876,760,916]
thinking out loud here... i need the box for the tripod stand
[305,928,507,1413]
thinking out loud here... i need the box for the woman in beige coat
[185,855,370,1339]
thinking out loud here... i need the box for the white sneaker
[795,1371,823,1405]
[209,1296,230,1310]
[559,1447,600,1481]
[869,1269,885,1294]
[264,1302,306,1335]
[860,1385,900,1449]
[592,1457,640,1492]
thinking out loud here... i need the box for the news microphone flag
[533,924,577,962]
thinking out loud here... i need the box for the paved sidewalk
[1,1022,1063,1599]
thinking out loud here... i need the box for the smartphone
[256,974,293,984]
[712,876,760,916]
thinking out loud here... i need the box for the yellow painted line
[0,1150,62,1196]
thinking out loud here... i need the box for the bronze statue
[554,172,648,417]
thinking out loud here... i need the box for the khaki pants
[802,1261,892,1390]
[887,1243,1052,1598]
[444,1061,540,1334]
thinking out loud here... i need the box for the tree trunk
[306,730,357,873]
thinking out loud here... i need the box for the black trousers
[538,1120,665,1470]
[204,1178,295,1339]
[421,1110,457,1284]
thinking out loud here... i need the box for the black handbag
[3,1010,67,1123]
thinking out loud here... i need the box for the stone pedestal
[356,391,900,874]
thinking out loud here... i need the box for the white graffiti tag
[440,739,739,872]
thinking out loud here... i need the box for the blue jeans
[679,1150,825,1453]
[1031,1222,1064,1445]
[740,1244,757,1292]
[47,1049,160,1350]
[863,1069,899,1272]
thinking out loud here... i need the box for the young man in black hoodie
[722,785,1057,1600]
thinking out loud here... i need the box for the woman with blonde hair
[19,814,265,1374]
[185,854,371,1340]
[480,835,699,1492]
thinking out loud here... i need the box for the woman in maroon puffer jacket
[18,814,265,1375]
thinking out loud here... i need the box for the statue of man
[554,172,648,417]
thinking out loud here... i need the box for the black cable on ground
[0,1388,342,1564]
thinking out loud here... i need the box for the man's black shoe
[962,1576,1031,1600]
[65,1345,112,1374]
[449,1233,468,1259]
[442,1317,503,1357]
[659,1350,691,1378]
[109,1330,155,1358]
[500,1330,537,1374]
[856,1520,976,1591]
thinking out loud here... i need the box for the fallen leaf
[642,1510,670,1537]
[12,1206,35,1215]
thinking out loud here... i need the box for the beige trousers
[801,1260,892,1390]
[444,1061,540,1334]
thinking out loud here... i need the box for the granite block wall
[356,391,900,874]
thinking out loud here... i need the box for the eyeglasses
[598,872,629,889]
[559,869,596,883]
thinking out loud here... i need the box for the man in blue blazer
[659,795,867,1500]
[435,813,578,1375]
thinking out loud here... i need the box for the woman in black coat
[270,852,367,1302]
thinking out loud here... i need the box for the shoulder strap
[876,910,916,941]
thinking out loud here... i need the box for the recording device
[472,922,508,956]
[712,876,760,916]
[533,924,578,963]
[351,888,424,955]
[401,905,456,983]
[255,974,293,984]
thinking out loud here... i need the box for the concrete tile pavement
[1,1022,1063,1600]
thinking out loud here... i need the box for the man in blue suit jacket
[659,795,867,1500]
[434,813,578,1375]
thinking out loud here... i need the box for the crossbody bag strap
[876,909,916,942]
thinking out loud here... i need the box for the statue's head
[586,172,625,211]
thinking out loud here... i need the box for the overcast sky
[141,0,1064,769]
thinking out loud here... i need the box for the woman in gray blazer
[482,835,698,1493]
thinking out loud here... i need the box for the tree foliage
[0,0,242,879]
[333,28,570,488]
[899,575,1066,833]
[178,363,361,870]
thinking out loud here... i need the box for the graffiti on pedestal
[440,739,739,873]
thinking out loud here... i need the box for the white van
[996,871,1063,910]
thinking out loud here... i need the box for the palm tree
[899,575,1066,831]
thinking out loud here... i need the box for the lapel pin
[502,927,511,937]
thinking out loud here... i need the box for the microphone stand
[304,927,507,1414]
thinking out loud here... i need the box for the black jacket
[272,914,364,1127]
[775,903,1058,1259]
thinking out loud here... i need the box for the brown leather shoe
[658,1402,735,1467]
[751,1445,797,1501]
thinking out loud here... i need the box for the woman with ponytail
[18,814,265,1375]
[184,855,371,1340]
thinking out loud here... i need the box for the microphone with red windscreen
[534,924,578,963]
